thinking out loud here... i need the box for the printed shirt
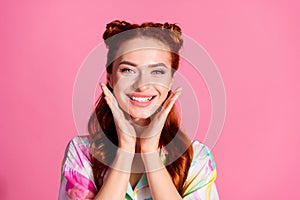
[58,135,219,200]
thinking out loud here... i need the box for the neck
[135,138,142,153]
[131,117,151,126]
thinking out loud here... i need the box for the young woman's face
[107,38,174,121]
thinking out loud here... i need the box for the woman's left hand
[139,88,182,153]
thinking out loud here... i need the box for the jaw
[126,102,161,122]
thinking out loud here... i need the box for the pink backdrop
[1,0,299,199]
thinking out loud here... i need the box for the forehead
[116,49,172,67]
[115,37,171,59]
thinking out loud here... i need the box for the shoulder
[188,140,217,178]
[59,135,98,199]
[64,135,91,155]
[66,135,91,148]
[191,140,216,168]
[61,135,93,172]
[182,140,218,197]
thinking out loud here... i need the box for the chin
[127,107,159,120]
[129,110,153,119]
[119,101,162,121]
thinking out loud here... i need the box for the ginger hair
[88,20,193,196]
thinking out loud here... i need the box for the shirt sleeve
[182,141,219,200]
[58,136,98,200]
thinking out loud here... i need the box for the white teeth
[131,96,153,102]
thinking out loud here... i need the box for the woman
[59,20,219,200]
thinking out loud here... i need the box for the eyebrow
[118,61,168,68]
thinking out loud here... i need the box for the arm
[139,88,183,200]
[141,141,219,200]
[138,88,219,200]
[58,138,135,200]
[93,84,137,199]
[94,149,134,200]
[141,151,182,200]
[99,84,184,199]
[59,84,137,200]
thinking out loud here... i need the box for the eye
[120,68,136,74]
[151,70,165,75]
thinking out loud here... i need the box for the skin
[94,38,183,200]
[108,37,174,124]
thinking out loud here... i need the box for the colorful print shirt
[58,136,219,200]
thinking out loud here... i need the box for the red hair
[88,20,193,196]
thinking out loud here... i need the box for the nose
[132,72,152,91]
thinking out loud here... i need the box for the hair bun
[162,23,181,33]
[161,23,183,51]
[106,20,130,30]
[103,20,133,41]
[103,20,183,52]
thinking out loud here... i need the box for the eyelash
[120,68,135,73]
[152,70,165,75]
[120,68,166,75]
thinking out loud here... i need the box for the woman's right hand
[100,83,136,152]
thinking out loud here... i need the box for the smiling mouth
[129,95,156,102]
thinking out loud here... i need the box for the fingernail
[175,91,182,98]
[176,87,183,94]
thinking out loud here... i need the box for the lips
[127,93,156,107]
[131,96,153,102]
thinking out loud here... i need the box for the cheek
[112,79,132,106]
[110,72,132,89]
[158,88,170,101]
[112,78,133,95]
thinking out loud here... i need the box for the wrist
[140,146,158,154]
[118,145,135,153]
[111,148,135,173]
[118,139,136,153]
[140,139,159,153]
[141,151,164,172]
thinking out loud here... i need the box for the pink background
[1,0,299,199]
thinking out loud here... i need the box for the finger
[100,83,136,138]
[161,88,182,116]
[101,84,116,109]
[100,83,123,119]
[100,83,115,103]
[162,88,182,109]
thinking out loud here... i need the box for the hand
[139,88,182,153]
[100,83,136,152]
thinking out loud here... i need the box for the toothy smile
[130,96,154,102]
